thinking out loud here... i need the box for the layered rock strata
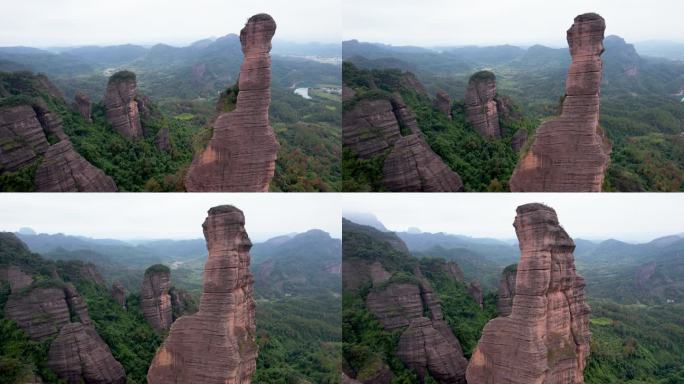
[47,322,126,384]
[103,71,144,139]
[0,105,50,172]
[148,205,257,383]
[185,14,278,191]
[5,286,71,339]
[73,91,92,122]
[33,140,117,192]
[466,203,591,384]
[141,265,173,332]
[465,71,502,139]
[510,13,610,191]
[498,264,517,316]
[433,90,452,119]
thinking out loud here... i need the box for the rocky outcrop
[65,283,92,325]
[466,203,591,384]
[33,140,117,192]
[498,264,517,316]
[465,71,502,139]
[366,279,468,383]
[141,265,173,332]
[5,286,71,339]
[382,134,464,191]
[0,104,50,172]
[148,205,257,384]
[154,127,170,152]
[33,100,68,141]
[512,129,528,152]
[468,280,483,309]
[185,14,278,192]
[103,71,144,139]
[433,90,452,119]
[5,265,33,291]
[47,322,126,384]
[510,13,610,192]
[73,91,92,122]
[111,282,126,308]
[343,98,403,159]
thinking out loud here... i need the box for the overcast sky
[343,0,684,47]
[342,194,683,243]
[0,0,341,47]
[0,194,341,242]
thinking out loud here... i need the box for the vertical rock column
[465,71,502,139]
[510,13,610,191]
[148,205,257,384]
[466,203,591,384]
[185,14,279,192]
[103,71,144,139]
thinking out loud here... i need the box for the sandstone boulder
[185,14,278,191]
[465,71,501,139]
[510,13,610,191]
[33,140,117,192]
[148,205,257,383]
[141,264,173,332]
[104,71,144,139]
[466,203,591,384]
[47,322,126,384]
[73,91,92,122]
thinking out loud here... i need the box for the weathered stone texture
[465,71,502,139]
[141,267,173,331]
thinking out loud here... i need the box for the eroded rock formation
[433,90,452,119]
[104,71,144,139]
[468,280,483,309]
[154,127,171,152]
[73,91,92,122]
[465,71,502,139]
[498,264,517,316]
[5,286,71,339]
[148,205,257,384]
[512,129,528,152]
[466,203,591,384]
[111,282,126,308]
[185,14,278,192]
[141,265,173,332]
[343,95,463,191]
[0,104,50,172]
[34,140,118,192]
[47,322,126,384]
[510,13,610,192]
[382,134,464,191]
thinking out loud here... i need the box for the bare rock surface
[148,205,257,384]
[33,140,117,192]
[73,91,92,122]
[141,265,173,331]
[465,71,502,139]
[111,282,126,308]
[343,98,403,159]
[382,134,464,192]
[47,322,126,384]
[0,105,50,172]
[466,203,591,384]
[510,13,610,191]
[185,14,278,191]
[468,280,483,309]
[433,90,452,119]
[5,286,71,339]
[512,129,529,152]
[155,127,171,152]
[6,265,33,292]
[104,71,144,139]
[498,264,518,316]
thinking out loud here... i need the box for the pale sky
[343,0,684,47]
[342,194,683,243]
[0,194,341,242]
[0,0,341,47]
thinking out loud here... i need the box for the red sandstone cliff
[465,71,502,139]
[141,265,173,332]
[148,205,257,383]
[510,13,610,191]
[185,14,278,192]
[103,71,144,139]
[466,203,591,384]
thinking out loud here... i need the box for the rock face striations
[0,104,50,172]
[148,205,257,384]
[185,14,278,192]
[141,264,173,332]
[104,71,144,139]
[510,13,610,192]
[34,140,117,192]
[343,93,463,191]
[498,264,518,316]
[466,203,591,384]
[465,71,502,139]
[73,91,92,122]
